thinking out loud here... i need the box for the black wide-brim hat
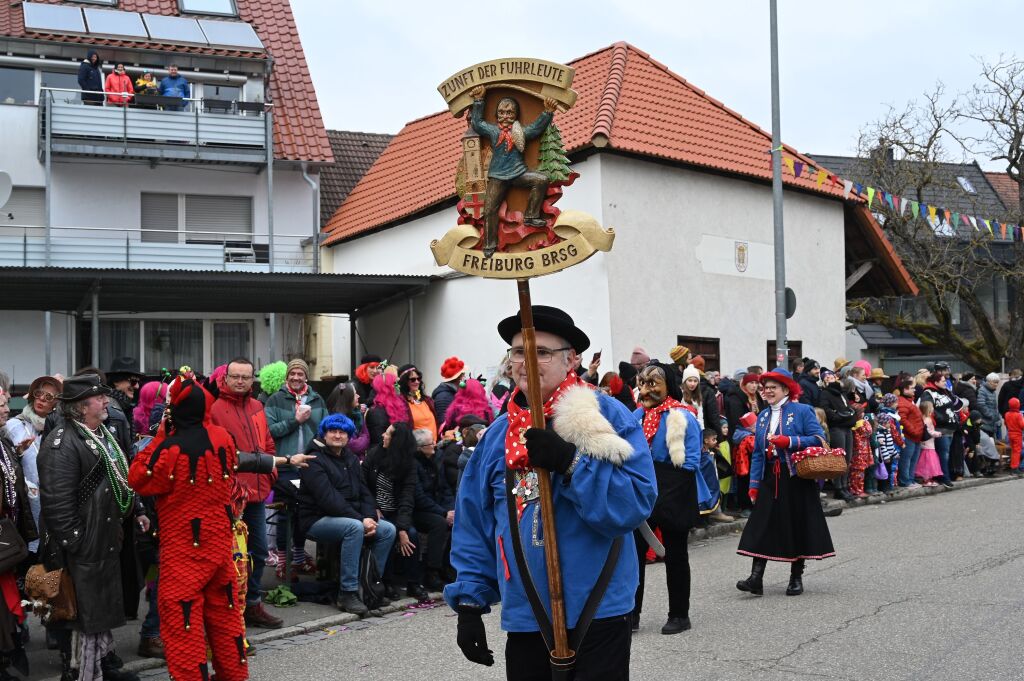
[498,305,590,353]
[106,356,144,381]
[58,375,112,402]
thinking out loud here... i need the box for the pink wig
[372,373,409,424]
[133,380,167,434]
[442,379,492,431]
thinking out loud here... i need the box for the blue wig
[319,413,356,438]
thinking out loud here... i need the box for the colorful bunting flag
[969,216,978,231]
[998,221,1006,238]
[928,205,937,222]
[816,169,826,187]
[855,183,864,197]
[793,161,804,178]
[983,219,993,234]
[911,201,920,218]
[843,180,853,199]
[783,157,795,176]
[867,187,876,207]
[951,212,960,229]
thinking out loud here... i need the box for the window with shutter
[141,193,179,243]
[185,194,252,244]
[1,187,45,227]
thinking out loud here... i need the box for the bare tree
[845,73,1024,372]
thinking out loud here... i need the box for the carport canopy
[0,267,430,315]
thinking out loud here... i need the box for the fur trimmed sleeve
[553,387,634,466]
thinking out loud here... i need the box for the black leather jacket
[38,420,133,634]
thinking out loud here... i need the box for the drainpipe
[300,162,320,273]
[44,91,53,373]
[264,56,277,360]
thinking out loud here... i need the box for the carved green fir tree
[538,123,571,181]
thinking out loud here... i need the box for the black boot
[786,559,804,596]
[59,651,77,681]
[100,652,139,681]
[660,616,691,635]
[736,558,766,595]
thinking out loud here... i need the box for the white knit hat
[682,365,701,382]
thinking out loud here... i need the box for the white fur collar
[665,409,688,467]
[551,386,633,466]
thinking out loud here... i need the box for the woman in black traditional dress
[735,369,835,596]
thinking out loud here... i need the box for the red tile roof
[985,171,1019,212]
[321,131,393,226]
[0,0,332,163]
[323,42,851,245]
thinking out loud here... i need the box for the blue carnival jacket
[632,406,713,507]
[749,400,826,491]
[445,388,657,632]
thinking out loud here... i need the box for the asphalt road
[240,477,1024,681]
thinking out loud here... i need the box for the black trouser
[483,171,549,248]
[633,524,690,619]
[949,428,965,477]
[830,427,853,492]
[412,510,449,571]
[505,615,632,681]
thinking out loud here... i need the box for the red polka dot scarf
[641,398,695,444]
[504,371,588,471]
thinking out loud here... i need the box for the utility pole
[769,0,788,369]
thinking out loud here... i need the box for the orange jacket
[104,72,134,105]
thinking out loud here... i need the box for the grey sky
[292,0,1023,170]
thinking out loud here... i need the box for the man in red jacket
[210,357,282,630]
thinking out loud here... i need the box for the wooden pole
[516,279,572,664]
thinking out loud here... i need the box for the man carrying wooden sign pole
[436,58,658,680]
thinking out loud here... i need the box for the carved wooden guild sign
[431,57,615,278]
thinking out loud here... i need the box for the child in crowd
[915,401,943,486]
[813,408,830,443]
[1005,397,1024,473]
[717,419,732,497]
[699,429,732,522]
[874,394,904,492]
[849,412,874,498]
[730,412,756,517]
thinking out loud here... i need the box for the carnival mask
[637,366,668,409]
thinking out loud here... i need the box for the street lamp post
[769,0,788,370]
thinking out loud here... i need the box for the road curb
[40,592,446,680]
[689,471,1019,543]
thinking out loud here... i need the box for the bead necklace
[0,441,18,522]
[74,421,134,515]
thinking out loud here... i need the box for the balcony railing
[39,87,270,164]
[0,224,314,274]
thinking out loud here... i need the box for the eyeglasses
[408,376,421,383]
[761,385,782,391]
[507,346,572,364]
[129,378,141,386]
[32,390,57,402]
[227,374,254,382]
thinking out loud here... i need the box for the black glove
[524,427,576,474]
[456,605,494,666]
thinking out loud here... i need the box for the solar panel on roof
[141,13,207,44]
[22,2,86,35]
[83,8,149,40]
[197,19,263,49]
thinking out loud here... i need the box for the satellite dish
[0,172,11,209]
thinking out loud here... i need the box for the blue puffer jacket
[445,386,657,632]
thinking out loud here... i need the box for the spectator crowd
[0,341,1020,680]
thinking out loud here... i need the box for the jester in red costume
[128,377,274,681]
